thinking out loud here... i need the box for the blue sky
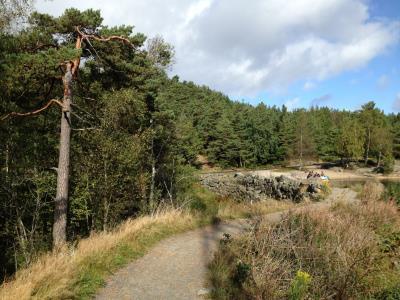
[248,0,400,113]
[250,50,400,113]
[37,0,400,113]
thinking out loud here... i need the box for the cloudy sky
[36,0,400,113]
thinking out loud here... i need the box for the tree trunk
[149,126,156,211]
[53,63,73,248]
[377,151,382,167]
[299,128,303,170]
[5,142,9,177]
[364,128,371,165]
[149,160,156,210]
[16,216,30,265]
[102,160,109,231]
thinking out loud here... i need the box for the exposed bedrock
[200,173,324,202]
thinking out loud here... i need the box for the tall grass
[209,183,400,299]
[0,209,197,300]
[0,185,293,299]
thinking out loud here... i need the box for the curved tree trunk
[52,63,73,248]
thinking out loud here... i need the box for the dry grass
[360,180,385,203]
[0,183,308,300]
[210,188,400,299]
[217,197,294,220]
[0,209,196,300]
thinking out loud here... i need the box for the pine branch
[1,99,63,121]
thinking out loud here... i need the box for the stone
[200,173,324,203]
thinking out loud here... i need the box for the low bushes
[384,181,400,207]
[209,185,400,299]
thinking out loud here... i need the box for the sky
[35,0,400,113]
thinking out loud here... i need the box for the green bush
[384,182,400,207]
[372,285,400,300]
[382,155,395,174]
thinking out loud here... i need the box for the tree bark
[364,128,371,165]
[5,142,9,179]
[149,161,156,210]
[377,151,382,167]
[299,128,303,170]
[52,62,73,248]
[52,33,81,248]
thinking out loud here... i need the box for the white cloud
[35,0,400,98]
[285,97,300,111]
[183,0,212,26]
[393,93,400,111]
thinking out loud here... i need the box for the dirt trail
[95,188,357,300]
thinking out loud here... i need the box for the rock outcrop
[200,172,324,202]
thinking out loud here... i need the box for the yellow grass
[217,198,294,219]
[0,185,296,300]
[0,209,196,300]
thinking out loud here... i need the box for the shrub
[288,271,312,300]
[209,197,400,299]
[384,182,400,207]
[382,155,395,174]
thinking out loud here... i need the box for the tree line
[159,79,399,170]
[0,5,399,279]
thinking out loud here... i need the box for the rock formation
[200,172,325,202]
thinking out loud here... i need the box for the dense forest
[0,4,399,279]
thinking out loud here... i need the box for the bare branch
[76,26,133,48]
[72,127,101,131]
[1,99,63,121]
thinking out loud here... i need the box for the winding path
[95,188,357,300]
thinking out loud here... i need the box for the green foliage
[372,285,400,300]
[391,118,400,159]
[379,230,400,254]
[188,184,219,221]
[336,116,364,162]
[0,7,178,279]
[384,182,400,207]
[288,270,312,300]
[382,155,395,174]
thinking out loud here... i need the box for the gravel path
[95,188,357,300]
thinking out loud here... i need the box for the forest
[1,5,399,280]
